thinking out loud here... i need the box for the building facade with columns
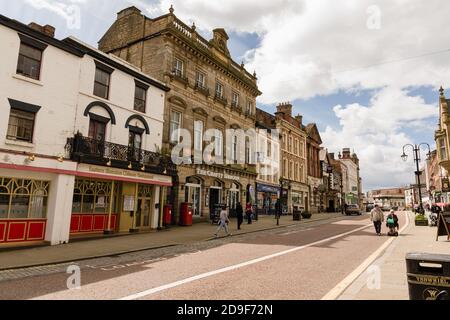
[98,6,261,222]
[0,15,172,247]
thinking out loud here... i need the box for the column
[45,174,75,245]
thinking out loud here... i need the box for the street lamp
[401,143,432,214]
[340,181,344,215]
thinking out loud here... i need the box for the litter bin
[293,210,301,221]
[406,252,450,300]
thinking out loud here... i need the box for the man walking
[236,202,244,230]
[370,204,384,236]
[214,205,232,238]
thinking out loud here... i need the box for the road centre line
[118,222,374,300]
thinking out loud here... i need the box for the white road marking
[118,222,373,300]
[280,228,314,236]
[321,211,411,300]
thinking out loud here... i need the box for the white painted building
[0,15,172,247]
[338,149,359,205]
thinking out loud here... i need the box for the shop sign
[257,184,280,194]
[442,177,450,192]
[123,195,135,212]
[196,168,240,182]
[83,165,171,184]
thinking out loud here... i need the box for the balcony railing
[194,83,210,96]
[214,94,228,106]
[66,135,177,176]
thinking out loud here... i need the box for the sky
[1,0,448,192]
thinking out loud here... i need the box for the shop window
[0,177,49,219]
[72,179,118,214]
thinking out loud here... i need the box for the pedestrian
[214,205,231,238]
[370,204,385,236]
[236,202,244,230]
[245,202,253,224]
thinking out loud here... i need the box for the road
[0,212,406,300]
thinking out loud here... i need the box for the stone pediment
[168,95,187,109]
[193,107,208,117]
[213,115,227,125]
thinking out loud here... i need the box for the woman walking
[214,206,231,238]
[245,202,253,224]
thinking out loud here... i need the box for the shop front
[288,181,309,214]
[70,164,172,237]
[174,165,256,222]
[256,183,280,215]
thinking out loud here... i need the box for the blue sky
[1,0,446,191]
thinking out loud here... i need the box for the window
[88,119,106,142]
[231,135,238,162]
[7,108,35,142]
[288,137,293,153]
[170,111,182,144]
[72,179,118,214]
[0,177,49,219]
[232,92,239,108]
[439,137,447,161]
[16,43,43,80]
[245,137,250,164]
[173,58,184,77]
[246,101,253,115]
[290,161,294,180]
[94,67,111,99]
[195,72,206,88]
[294,139,299,155]
[215,130,223,157]
[215,82,224,99]
[295,163,299,180]
[194,120,203,151]
[283,159,288,178]
[134,83,147,113]
[267,141,272,157]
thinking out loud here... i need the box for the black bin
[406,252,450,300]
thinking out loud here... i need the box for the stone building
[98,6,261,222]
[338,148,362,206]
[273,103,309,214]
[306,124,323,213]
[370,187,406,209]
[255,108,281,215]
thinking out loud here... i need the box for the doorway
[136,184,153,230]
[209,187,221,215]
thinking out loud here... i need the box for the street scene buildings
[1,2,449,304]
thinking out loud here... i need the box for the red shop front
[69,178,119,235]
[0,177,49,244]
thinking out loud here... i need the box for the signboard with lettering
[123,196,135,212]
[436,213,450,241]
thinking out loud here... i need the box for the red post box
[163,204,172,226]
[180,202,193,226]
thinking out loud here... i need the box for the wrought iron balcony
[194,83,210,97]
[66,134,177,177]
[214,94,228,106]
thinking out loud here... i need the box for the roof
[0,13,170,93]
[63,37,170,92]
[0,14,84,57]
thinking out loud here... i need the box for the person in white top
[214,206,232,238]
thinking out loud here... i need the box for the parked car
[346,204,362,216]
[381,205,391,212]
[366,203,374,212]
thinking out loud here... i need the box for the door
[135,198,151,229]
[209,188,221,215]
[88,119,106,156]
[128,131,142,162]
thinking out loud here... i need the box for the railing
[66,135,177,176]
[194,83,210,96]
[173,20,192,38]
[214,94,228,106]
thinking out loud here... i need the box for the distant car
[346,204,362,216]
[381,206,391,212]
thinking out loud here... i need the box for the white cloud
[321,87,437,190]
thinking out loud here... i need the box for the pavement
[0,212,343,271]
[338,211,450,300]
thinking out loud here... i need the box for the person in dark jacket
[236,202,244,230]
[245,202,253,224]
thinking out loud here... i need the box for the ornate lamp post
[401,143,432,214]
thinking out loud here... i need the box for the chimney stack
[276,102,293,117]
[295,114,303,126]
[28,22,55,37]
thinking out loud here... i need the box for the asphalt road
[0,212,406,300]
